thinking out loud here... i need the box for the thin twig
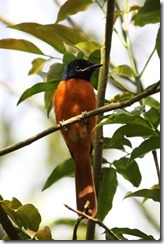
[0,81,160,157]
[0,15,14,26]
[72,216,83,240]
[72,201,90,240]
[64,204,122,240]
[152,150,160,184]
[139,46,156,78]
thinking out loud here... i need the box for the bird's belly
[64,122,88,143]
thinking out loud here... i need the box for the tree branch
[86,0,114,239]
[0,204,20,240]
[0,81,160,157]
[64,204,122,240]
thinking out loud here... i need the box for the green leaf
[17,81,58,105]
[35,226,52,240]
[111,65,134,79]
[0,38,44,55]
[113,158,141,187]
[44,62,64,116]
[75,41,101,55]
[112,124,156,139]
[44,86,54,115]
[109,91,135,103]
[10,23,88,53]
[133,0,160,26]
[1,200,41,234]
[56,0,93,23]
[98,113,151,128]
[144,96,160,110]
[16,204,41,231]
[156,27,160,58]
[10,23,65,53]
[46,100,53,118]
[47,62,65,80]
[1,197,22,210]
[37,70,48,81]
[28,58,47,75]
[63,52,76,65]
[1,202,21,227]
[88,49,101,65]
[109,74,135,93]
[18,232,31,240]
[97,167,118,221]
[102,123,156,154]
[76,51,85,59]
[2,231,30,241]
[1,198,23,227]
[106,227,155,240]
[10,197,22,209]
[88,50,101,89]
[90,68,101,91]
[144,107,160,128]
[142,184,160,203]
[38,24,88,46]
[124,189,160,202]
[128,136,160,164]
[42,158,74,191]
[103,136,131,150]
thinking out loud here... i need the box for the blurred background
[0,0,160,240]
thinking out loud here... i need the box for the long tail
[73,151,97,217]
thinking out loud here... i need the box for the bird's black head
[62,59,102,82]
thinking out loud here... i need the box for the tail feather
[73,152,97,217]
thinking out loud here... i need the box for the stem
[152,150,160,184]
[95,0,106,13]
[113,27,127,48]
[139,46,156,78]
[123,1,143,93]
[86,0,115,240]
[124,14,138,77]
[72,216,83,240]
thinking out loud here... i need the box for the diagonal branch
[0,81,160,157]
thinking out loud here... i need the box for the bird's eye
[75,66,81,72]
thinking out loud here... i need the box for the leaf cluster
[0,196,53,240]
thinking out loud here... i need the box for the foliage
[0,196,52,240]
[0,0,160,240]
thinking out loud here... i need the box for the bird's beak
[82,63,103,72]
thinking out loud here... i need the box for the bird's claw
[81,111,88,124]
[59,120,68,131]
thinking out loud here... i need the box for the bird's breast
[54,78,97,122]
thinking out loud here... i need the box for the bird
[53,58,102,216]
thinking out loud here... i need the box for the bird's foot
[59,120,68,131]
[81,111,88,124]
